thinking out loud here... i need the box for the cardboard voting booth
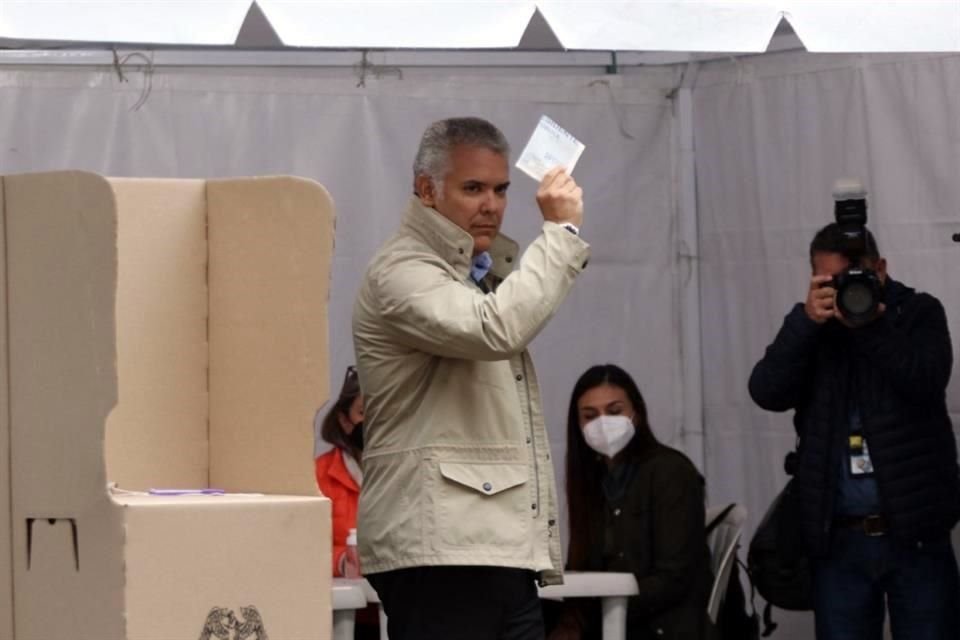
[0,172,334,639]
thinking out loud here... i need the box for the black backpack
[745,478,814,636]
[707,505,761,639]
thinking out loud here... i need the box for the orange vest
[315,447,360,576]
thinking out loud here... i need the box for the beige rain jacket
[352,197,589,584]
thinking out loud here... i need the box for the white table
[335,571,638,640]
[333,577,388,639]
[332,580,367,640]
[539,571,639,640]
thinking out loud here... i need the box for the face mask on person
[348,422,364,451]
[582,415,635,458]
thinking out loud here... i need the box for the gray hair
[412,117,510,192]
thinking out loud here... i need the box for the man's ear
[876,257,888,283]
[415,175,437,207]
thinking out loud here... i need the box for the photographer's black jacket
[749,278,960,555]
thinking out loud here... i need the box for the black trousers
[367,566,544,640]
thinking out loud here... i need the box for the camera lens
[839,281,875,316]
[834,268,882,326]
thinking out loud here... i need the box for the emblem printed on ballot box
[199,605,269,640]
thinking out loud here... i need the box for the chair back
[705,503,748,623]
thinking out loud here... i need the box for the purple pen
[148,488,226,496]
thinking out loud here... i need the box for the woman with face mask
[314,365,365,578]
[546,364,717,640]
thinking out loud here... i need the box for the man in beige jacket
[353,116,589,639]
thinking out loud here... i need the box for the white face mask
[582,415,636,458]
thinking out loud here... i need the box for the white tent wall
[3,47,960,637]
[693,51,960,637]
[0,62,687,558]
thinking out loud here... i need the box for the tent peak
[517,8,563,51]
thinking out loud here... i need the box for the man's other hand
[537,167,583,228]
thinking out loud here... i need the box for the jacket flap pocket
[438,462,527,496]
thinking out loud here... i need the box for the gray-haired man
[352,116,589,639]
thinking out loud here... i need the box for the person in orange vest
[315,365,365,577]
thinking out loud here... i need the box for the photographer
[748,186,960,640]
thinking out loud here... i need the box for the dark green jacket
[580,444,717,639]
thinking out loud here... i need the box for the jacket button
[613,508,621,516]
[531,503,537,510]
[515,374,523,381]
[506,256,513,263]
[526,437,532,444]
[482,482,492,492]
[548,519,556,526]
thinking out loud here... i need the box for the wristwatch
[561,222,580,236]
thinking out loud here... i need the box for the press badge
[848,434,875,476]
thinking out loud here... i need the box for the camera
[826,179,883,327]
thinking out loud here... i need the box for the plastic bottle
[343,528,361,578]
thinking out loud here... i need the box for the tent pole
[673,62,706,474]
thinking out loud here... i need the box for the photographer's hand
[805,275,837,324]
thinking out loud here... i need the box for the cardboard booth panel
[5,171,119,515]
[0,176,12,640]
[4,171,126,640]
[105,178,210,491]
[208,177,333,496]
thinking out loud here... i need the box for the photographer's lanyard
[847,422,874,477]
[847,376,874,478]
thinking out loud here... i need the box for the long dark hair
[319,365,362,462]
[565,364,657,569]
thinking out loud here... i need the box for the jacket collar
[328,448,360,492]
[400,196,519,280]
[882,277,912,307]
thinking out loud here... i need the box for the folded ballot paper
[515,115,585,181]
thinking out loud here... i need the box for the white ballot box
[0,172,334,640]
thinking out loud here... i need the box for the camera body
[826,179,882,327]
